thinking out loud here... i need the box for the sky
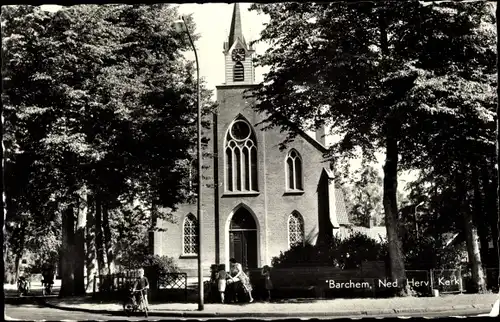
[177,3,270,91]
[40,3,270,95]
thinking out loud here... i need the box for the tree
[2,4,65,284]
[340,162,385,227]
[249,0,495,295]
[3,4,213,295]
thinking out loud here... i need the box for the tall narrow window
[233,62,244,82]
[288,212,304,248]
[286,150,303,190]
[225,118,258,193]
[183,214,198,255]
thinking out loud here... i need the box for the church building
[153,3,351,276]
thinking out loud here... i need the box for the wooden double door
[229,208,258,270]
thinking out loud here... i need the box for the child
[133,268,149,309]
[215,264,228,303]
[261,265,273,301]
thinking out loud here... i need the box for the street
[5,304,147,321]
[4,304,492,320]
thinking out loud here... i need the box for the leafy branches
[249,0,495,295]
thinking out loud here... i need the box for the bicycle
[42,280,53,296]
[123,288,149,318]
[17,276,30,297]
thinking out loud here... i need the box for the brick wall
[157,84,336,277]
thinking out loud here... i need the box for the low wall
[246,266,387,299]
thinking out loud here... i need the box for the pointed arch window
[233,62,244,82]
[286,150,303,191]
[183,214,198,255]
[288,212,304,248]
[225,118,258,193]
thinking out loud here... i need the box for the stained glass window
[183,214,198,255]
[288,212,304,248]
[225,118,258,192]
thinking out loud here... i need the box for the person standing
[229,258,254,303]
[41,262,55,295]
[216,264,228,303]
[261,265,273,302]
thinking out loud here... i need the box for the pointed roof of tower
[228,3,246,47]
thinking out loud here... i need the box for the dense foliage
[339,162,386,227]
[271,232,388,269]
[249,0,496,294]
[3,4,211,294]
[271,229,465,272]
[119,255,180,275]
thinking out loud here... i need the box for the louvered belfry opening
[233,62,244,82]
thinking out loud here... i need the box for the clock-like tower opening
[222,3,255,85]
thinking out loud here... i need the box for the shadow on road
[39,299,129,317]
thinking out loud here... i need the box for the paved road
[5,305,148,321]
[5,304,491,320]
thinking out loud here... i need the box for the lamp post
[496,0,500,294]
[414,201,424,239]
[172,16,204,310]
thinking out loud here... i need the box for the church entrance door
[229,208,257,270]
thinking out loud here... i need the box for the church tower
[222,3,255,85]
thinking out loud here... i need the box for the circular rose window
[230,120,251,141]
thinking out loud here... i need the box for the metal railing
[158,272,188,301]
[93,271,139,296]
[430,269,463,294]
[92,271,188,301]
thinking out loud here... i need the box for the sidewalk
[4,280,63,298]
[42,293,499,317]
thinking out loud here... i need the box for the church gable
[157,3,353,272]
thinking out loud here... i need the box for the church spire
[221,3,255,85]
[228,3,245,47]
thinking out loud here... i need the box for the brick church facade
[153,4,351,276]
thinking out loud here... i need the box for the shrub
[271,232,387,269]
[118,253,179,276]
[339,232,388,269]
[402,233,464,270]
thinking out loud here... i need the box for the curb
[38,300,494,318]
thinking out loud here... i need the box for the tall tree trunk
[3,230,9,272]
[95,192,105,274]
[60,207,75,297]
[14,253,22,284]
[463,210,487,293]
[472,167,489,266]
[378,5,408,296]
[73,190,87,295]
[102,200,115,275]
[382,118,408,296]
[85,193,97,291]
[13,222,27,283]
[480,165,499,270]
[457,170,486,293]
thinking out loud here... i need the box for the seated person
[228,258,254,303]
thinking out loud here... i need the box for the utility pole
[496,1,500,294]
[172,17,204,310]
